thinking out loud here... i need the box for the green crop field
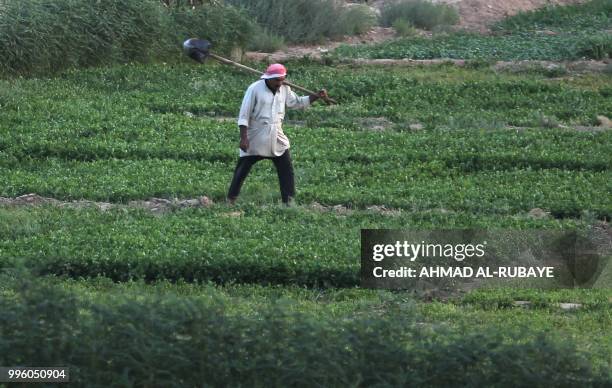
[0,1,611,386]
[1,61,610,386]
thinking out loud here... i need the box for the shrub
[381,0,460,30]
[577,33,612,60]
[226,0,376,44]
[392,18,419,37]
[339,4,378,35]
[247,26,286,53]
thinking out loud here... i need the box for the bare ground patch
[0,194,214,214]
[0,194,408,217]
[507,115,612,132]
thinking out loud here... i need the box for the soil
[244,0,588,62]
[0,194,214,214]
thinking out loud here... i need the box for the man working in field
[227,63,328,205]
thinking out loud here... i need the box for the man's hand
[309,89,328,103]
[239,125,249,152]
[240,136,249,152]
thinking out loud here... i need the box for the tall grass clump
[225,0,376,44]
[246,26,286,52]
[577,33,612,60]
[166,4,254,53]
[381,0,460,30]
[339,4,378,35]
[392,18,419,37]
[0,0,161,75]
[0,0,253,76]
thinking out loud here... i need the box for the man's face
[267,76,285,91]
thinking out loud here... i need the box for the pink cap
[261,63,287,79]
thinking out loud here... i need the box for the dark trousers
[227,150,295,203]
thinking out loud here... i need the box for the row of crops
[0,205,597,287]
[1,64,610,215]
[1,273,609,386]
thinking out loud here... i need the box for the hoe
[183,38,337,105]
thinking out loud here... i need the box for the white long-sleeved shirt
[237,79,310,157]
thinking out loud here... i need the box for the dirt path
[0,193,388,215]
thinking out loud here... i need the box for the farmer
[227,63,328,205]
